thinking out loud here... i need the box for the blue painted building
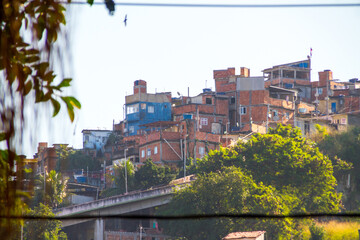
[125,80,172,136]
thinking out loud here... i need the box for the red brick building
[34,142,66,174]
[311,70,360,115]
[263,59,312,102]
[213,66,305,132]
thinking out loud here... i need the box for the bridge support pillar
[94,218,104,240]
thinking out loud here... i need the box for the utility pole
[239,104,242,129]
[225,122,229,146]
[184,134,187,181]
[124,148,128,194]
[266,104,270,133]
[326,75,330,119]
[139,225,143,240]
[103,159,106,189]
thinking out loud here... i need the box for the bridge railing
[55,178,193,217]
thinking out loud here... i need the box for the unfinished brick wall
[319,70,333,85]
[213,67,235,79]
[133,80,147,94]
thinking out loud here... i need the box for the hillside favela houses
[25,57,359,240]
[31,57,360,194]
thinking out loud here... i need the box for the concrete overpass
[55,176,194,239]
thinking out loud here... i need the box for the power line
[63,1,360,8]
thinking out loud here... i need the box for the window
[283,70,295,78]
[154,146,158,154]
[199,147,205,157]
[286,112,290,119]
[273,110,278,117]
[206,98,212,104]
[296,71,309,80]
[240,106,247,115]
[141,103,146,109]
[200,118,208,126]
[317,88,323,95]
[199,146,205,157]
[85,135,89,142]
[284,83,293,89]
[127,104,139,114]
[129,126,135,134]
[148,105,154,113]
[147,148,151,157]
[230,97,235,104]
[141,150,145,158]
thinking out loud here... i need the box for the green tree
[309,222,325,240]
[24,203,67,240]
[56,150,100,172]
[316,126,360,210]
[194,124,342,213]
[101,160,135,198]
[135,159,177,190]
[157,167,298,240]
[33,170,68,209]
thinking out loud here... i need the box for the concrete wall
[83,130,112,150]
[236,77,264,91]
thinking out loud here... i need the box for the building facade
[125,80,172,136]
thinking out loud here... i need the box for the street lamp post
[124,148,128,194]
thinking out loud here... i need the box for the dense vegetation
[101,159,178,198]
[158,124,344,240]
[315,126,360,210]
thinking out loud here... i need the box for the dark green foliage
[159,124,341,239]
[101,160,135,197]
[317,127,360,164]
[101,159,177,198]
[135,159,177,190]
[317,126,360,210]
[194,124,341,213]
[158,167,298,240]
[32,170,68,209]
[24,203,67,240]
[309,222,325,240]
[56,150,101,172]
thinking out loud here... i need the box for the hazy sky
[25,0,360,157]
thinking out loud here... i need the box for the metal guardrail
[55,179,192,216]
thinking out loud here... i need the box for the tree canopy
[24,203,67,240]
[56,149,100,172]
[101,159,177,198]
[158,167,298,240]
[193,124,341,213]
[134,159,177,190]
[158,124,342,239]
[32,170,68,209]
[316,126,360,210]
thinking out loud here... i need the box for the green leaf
[87,0,94,6]
[61,96,77,122]
[67,107,75,122]
[57,78,72,88]
[24,80,32,95]
[0,132,6,141]
[51,98,61,117]
[62,96,81,109]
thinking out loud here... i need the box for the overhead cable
[63,1,360,8]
